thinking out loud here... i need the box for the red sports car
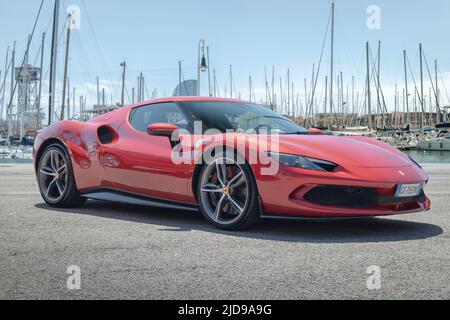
[33,97,431,230]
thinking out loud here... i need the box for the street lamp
[197,39,208,96]
[200,55,208,72]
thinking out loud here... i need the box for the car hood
[271,135,413,168]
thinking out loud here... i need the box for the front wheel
[37,144,86,208]
[197,153,261,231]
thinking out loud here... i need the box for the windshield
[181,101,307,134]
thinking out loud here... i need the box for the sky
[0,0,450,118]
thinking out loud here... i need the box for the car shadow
[35,201,443,244]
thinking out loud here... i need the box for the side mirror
[147,123,179,138]
[308,128,323,135]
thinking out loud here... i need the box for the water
[404,150,450,164]
[0,158,33,164]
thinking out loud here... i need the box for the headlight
[268,153,337,172]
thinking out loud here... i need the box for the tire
[197,152,261,231]
[37,143,87,208]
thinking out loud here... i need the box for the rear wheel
[197,153,260,230]
[37,144,86,208]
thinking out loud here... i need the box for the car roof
[89,97,253,123]
[128,96,250,110]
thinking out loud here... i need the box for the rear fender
[34,121,111,191]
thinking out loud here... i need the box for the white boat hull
[417,140,450,151]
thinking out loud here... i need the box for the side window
[130,103,190,133]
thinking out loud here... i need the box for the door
[100,102,195,204]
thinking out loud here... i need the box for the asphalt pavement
[0,163,449,299]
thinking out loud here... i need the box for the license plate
[396,183,423,198]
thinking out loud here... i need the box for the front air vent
[303,185,426,209]
[304,185,378,208]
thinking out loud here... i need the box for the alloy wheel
[200,157,250,225]
[39,149,68,203]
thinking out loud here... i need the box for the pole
[97,77,100,105]
[120,61,126,106]
[340,71,344,126]
[178,61,182,96]
[230,65,233,99]
[366,42,372,129]
[403,50,410,125]
[352,75,355,117]
[20,74,27,140]
[79,95,83,121]
[67,77,70,120]
[304,79,308,123]
[37,33,45,129]
[324,76,328,127]
[197,40,203,96]
[207,46,211,97]
[329,2,335,122]
[264,67,268,105]
[292,82,295,118]
[0,46,9,124]
[137,76,140,102]
[287,69,290,116]
[213,69,217,97]
[7,42,15,145]
[249,76,252,102]
[141,74,144,101]
[435,60,440,124]
[72,87,75,119]
[60,15,72,121]
[394,84,398,126]
[48,0,60,126]
[376,41,381,127]
[419,43,424,128]
[272,65,277,110]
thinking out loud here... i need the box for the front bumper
[256,164,431,218]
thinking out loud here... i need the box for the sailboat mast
[37,33,45,129]
[207,46,211,97]
[271,66,275,110]
[7,42,15,145]
[229,65,233,99]
[376,41,381,128]
[366,42,372,129]
[435,60,440,124]
[213,69,217,97]
[419,43,424,128]
[329,2,335,126]
[0,46,9,126]
[48,0,60,125]
[287,69,290,116]
[120,61,126,105]
[403,50,410,125]
[324,76,328,127]
[61,14,72,121]
[249,75,252,102]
